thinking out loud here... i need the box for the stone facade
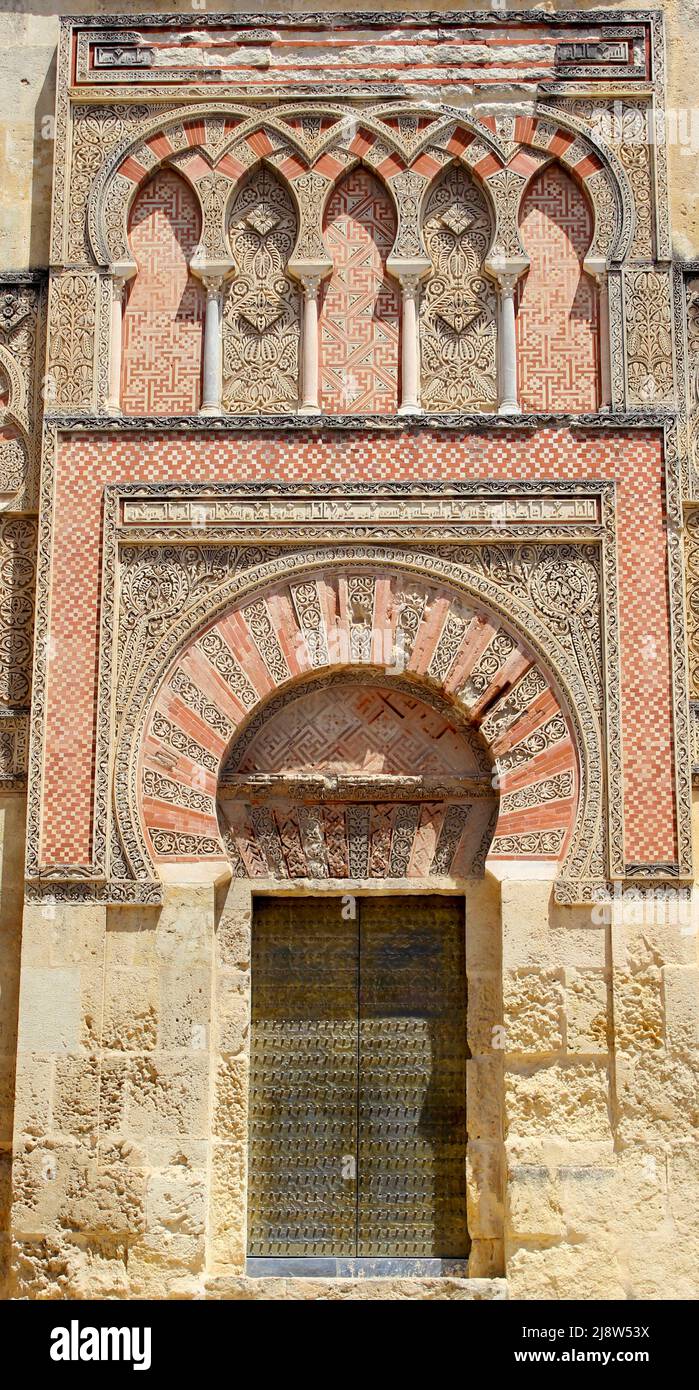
[0,8,698,1301]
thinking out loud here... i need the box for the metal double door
[248,894,468,1258]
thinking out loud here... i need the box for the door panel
[248,895,468,1259]
[248,896,359,1256]
[357,896,469,1257]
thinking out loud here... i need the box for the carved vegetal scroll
[420,166,497,412]
[222,167,301,413]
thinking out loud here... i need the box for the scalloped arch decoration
[87,101,629,271]
[124,566,584,883]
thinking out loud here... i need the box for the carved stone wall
[122,169,204,414]
[4,11,699,1307]
[223,166,300,413]
[0,279,44,511]
[420,166,497,412]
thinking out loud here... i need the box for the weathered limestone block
[52,1053,101,1140]
[505,1062,611,1139]
[11,1053,51,1139]
[124,1232,206,1300]
[102,967,158,1052]
[466,1056,503,1141]
[216,906,251,970]
[614,967,664,1053]
[209,1142,246,1273]
[12,1142,82,1235]
[215,979,249,1056]
[557,1165,628,1238]
[105,907,159,968]
[466,1139,503,1239]
[157,888,215,970]
[128,1055,211,1141]
[506,1236,626,1300]
[662,965,699,1054]
[504,968,564,1054]
[146,1167,207,1237]
[61,1159,147,1238]
[466,971,502,1056]
[0,957,19,1052]
[506,1135,614,1169]
[214,1054,248,1143]
[564,968,610,1054]
[9,1235,72,1300]
[204,1274,508,1300]
[158,966,210,1051]
[21,902,105,968]
[465,877,501,974]
[101,1054,211,1141]
[506,1163,565,1239]
[501,883,607,972]
[62,1236,130,1300]
[0,1066,16,1144]
[467,1239,504,1279]
[16,966,81,1054]
[615,1052,699,1146]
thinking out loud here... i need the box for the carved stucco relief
[107,540,606,903]
[625,268,675,407]
[0,279,45,510]
[420,167,497,413]
[223,167,301,413]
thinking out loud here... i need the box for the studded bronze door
[248,895,468,1258]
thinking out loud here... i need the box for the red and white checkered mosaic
[41,426,673,870]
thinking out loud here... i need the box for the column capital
[386,256,431,292]
[583,254,609,288]
[485,254,529,294]
[288,258,332,294]
[190,257,234,293]
[108,261,136,293]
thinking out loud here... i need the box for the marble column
[105,270,131,415]
[200,276,224,415]
[497,273,521,416]
[397,276,422,415]
[299,276,322,416]
[584,257,612,411]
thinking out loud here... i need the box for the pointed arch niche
[121,168,205,415]
[319,168,400,415]
[516,164,600,413]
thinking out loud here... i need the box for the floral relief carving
[625,268,674,406]
[70,104,154,263]
[47,271,97,410]
[0,516,37,709]
[0,280,41,505]
[420,166,497,411]
[117,544,268,716]
[223,167,301,413]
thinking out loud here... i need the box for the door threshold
[245,1257,470,1279]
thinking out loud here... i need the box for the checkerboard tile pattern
[41,425,673,868]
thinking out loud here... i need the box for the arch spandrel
[87,100,629,274]
[120,560,593,889]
